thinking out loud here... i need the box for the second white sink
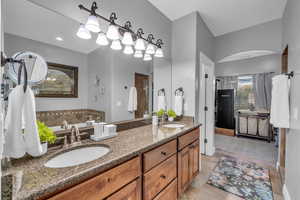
[45,145,110,168]
[163,123,185,128]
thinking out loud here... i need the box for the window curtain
[253,73,273,110]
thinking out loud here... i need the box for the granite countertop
[2,119,200,200]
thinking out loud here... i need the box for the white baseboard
[206,145,215,156]
[283,184,291,200]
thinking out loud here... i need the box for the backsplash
[36,109,105,127]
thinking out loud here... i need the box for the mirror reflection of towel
[157,95,166,111]
[128,87,137,113]
[174,95,183,116]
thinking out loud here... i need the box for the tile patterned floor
[180,137,282,200]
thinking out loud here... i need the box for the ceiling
[147,0,287,36]
[4,0,100,54]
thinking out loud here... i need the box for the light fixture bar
[78,2,163,48]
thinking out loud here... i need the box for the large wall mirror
[3,0,172,124]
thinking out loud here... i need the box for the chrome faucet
[61,120,69,130]
[63,125,81,148]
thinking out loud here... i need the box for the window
[236,76,255,110]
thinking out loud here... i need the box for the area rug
[207,156,273,200]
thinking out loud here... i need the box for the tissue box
[104,124,117,136]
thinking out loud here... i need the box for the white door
[199,53,215,156]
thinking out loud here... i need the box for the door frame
[199,52,215,156]
[278,46,288,170]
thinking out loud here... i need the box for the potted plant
[167,109,177,122]
[37,120,57,155]
[157,109,166,122]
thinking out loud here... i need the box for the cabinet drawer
[178,128,200,150]
[143,155,177,200]
[143,139,177,172]
[153,179,177,200]
[106,179,141,200]
[48,157,140,200]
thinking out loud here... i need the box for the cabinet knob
[107,177,111,182]
[161,151,167,156]
[160,175,166,179]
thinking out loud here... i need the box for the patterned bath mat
[207,156,273,200]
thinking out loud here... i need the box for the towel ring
[158,88,165,96]
[175,87,184,96]
[17,60,28,93]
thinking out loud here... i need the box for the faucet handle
[63,135,68,148]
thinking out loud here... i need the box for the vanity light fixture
[96,32,109,46]
[134,28,146,51]
[121,21,134,46]
[123,45,134,55]
[77,24,91,39]
[154,39,164,58]
[145,34,156,55]
[111,40,122,50]
[143,54,152,61]
[134,50,143,58]
[78,2,164,59]
[106,13,120,40]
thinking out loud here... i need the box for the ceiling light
[134,50,143,58]
[145,43,155,55]
[123,45,134,55]
[143,54,152,61]
[96,32,109,46]
[134,38,145,51]
[154,48,164,58]
[77,24,91,39]
[122,32,134,46]
[106,24,120,40]
[85,15,101,33]
[111,40,122,50]
[55,37,63,41]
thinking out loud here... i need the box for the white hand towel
[128,87,137,112]
[4,85,26,158]
[270,75,290,128]
[157,95,166,111]
[174,95,184,116]
[23,87,43,157]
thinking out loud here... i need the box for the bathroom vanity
[3,120,200,200]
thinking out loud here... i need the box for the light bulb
[85,15,100,33]
[110,40,122,50]
[122,32,134,45]
[134,50,143,58]
[134,38,146,50]
[143,54,152,61]
[123,45,134,55]
[154,48,164,58]
[145,43,155,55]
[76,24,91,39]
[96,32,109,46]
[107,24,120,40]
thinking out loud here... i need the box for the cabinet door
[106,179,141,200]
[178,146,190,196]
[189,140,200,180]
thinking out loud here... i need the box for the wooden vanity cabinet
[45,128,200,200]
[106,179,141,200]
[178,129,200,196]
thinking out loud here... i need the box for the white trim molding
[283,184,291,200]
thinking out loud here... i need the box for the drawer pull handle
[107,177,111,182]
[161,151,167,156]
[160,175,166,179]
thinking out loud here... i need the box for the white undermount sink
[163,123,185,128]
[44,145,110,168]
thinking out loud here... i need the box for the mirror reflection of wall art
[35,63,78,98]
